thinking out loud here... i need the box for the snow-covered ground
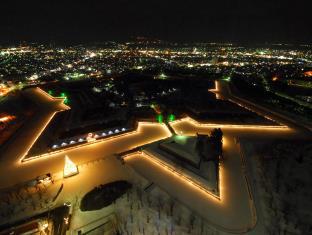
[242,140,312,235]
[2,86,310,235]
[143,135,219,194]
[0,179,62,226]
[70,166,222,235]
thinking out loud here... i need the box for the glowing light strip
[208,81,221,99]
[170,116,288,130]
[227,98,280,124]
[22,128,140,162]
[19,88,71,163]
[36,87,70,110]
[19,111,58,163]
[123,151,221,201]
[215,80,287,126]
[20,88,171,163]
[21,122,172,163]
[209,80,287,126]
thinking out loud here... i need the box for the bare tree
[156,195,164,220]
[169,199,175,216]
[189,213,196,230]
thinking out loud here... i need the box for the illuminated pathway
[0,88,172,188]
[213,80,312,135]
[0,123,172,188]
[0,87,69,165]
[0,86,302,234]
[123,117,292,233]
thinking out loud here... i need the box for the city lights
[0,35,310,235]
[0,1,310,233]
[0,115,15,123]
[304,71,312,77]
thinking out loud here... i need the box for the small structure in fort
[143,128,223,196]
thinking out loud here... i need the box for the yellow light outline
[123,151,223,202]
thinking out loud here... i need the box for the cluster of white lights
[51,127,127,150]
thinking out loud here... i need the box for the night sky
[1,0,311,44]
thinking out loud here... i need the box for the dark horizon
[0,0,311,45]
